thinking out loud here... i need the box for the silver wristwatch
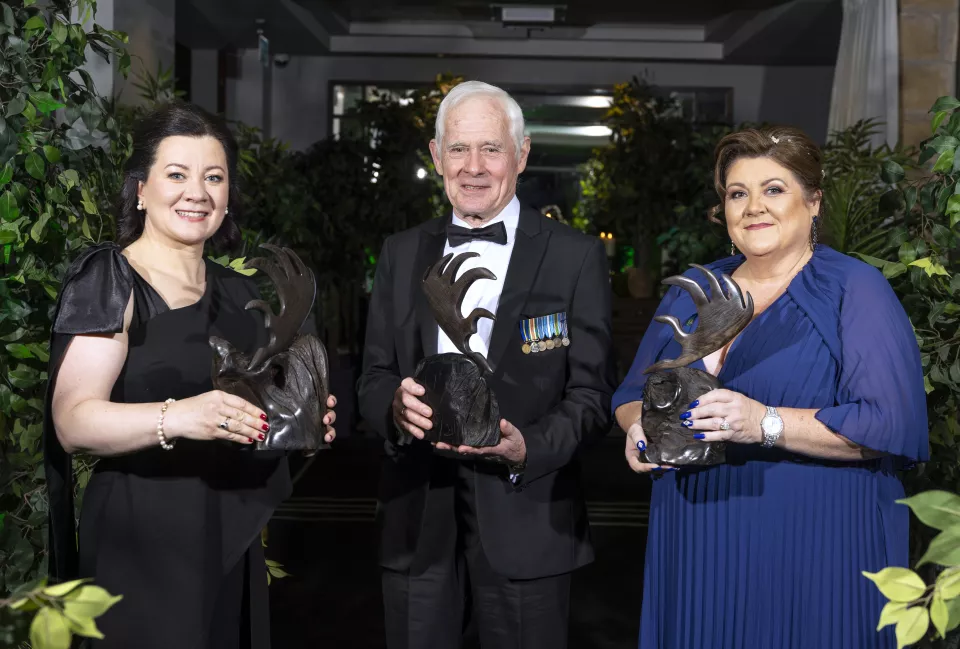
[760,406,783,448]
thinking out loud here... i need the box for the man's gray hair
[434,81,526,161]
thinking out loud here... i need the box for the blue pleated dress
[612,246,929,649]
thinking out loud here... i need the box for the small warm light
[540,204,563,222]
[416,167,427,180]
[600,232,616,256]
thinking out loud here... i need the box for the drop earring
[811,216,819,250]
[137,199,143,211]
[730,241,737,256]
[225,206,229,215]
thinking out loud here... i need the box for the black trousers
[381,459,571,649]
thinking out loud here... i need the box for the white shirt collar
[450,195,520,232]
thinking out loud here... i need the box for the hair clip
[770,136,780,144]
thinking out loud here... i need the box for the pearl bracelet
[157,398,176,450]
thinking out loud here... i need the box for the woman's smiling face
[138,135,229,248]
[723,156,820,259]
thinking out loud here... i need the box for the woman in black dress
[43,102,337,648]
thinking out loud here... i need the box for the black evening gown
[43,242,291,649]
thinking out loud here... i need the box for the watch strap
[761,406,782,448]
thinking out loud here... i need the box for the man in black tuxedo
[358,80,615,649]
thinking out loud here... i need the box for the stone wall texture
[900,0,959,147]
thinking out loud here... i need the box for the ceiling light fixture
[492,4,565,25]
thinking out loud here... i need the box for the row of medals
[522,336,570,354]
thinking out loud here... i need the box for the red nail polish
[262,423,269,431]
[260,414,267,421]
[259,433,266,441]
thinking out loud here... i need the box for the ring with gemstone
[719,419,731,431]
[219,419,230,430]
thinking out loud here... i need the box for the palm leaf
[822,119,914,257]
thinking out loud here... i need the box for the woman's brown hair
[708,125,824,226]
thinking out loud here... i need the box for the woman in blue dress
[613,126,928,649]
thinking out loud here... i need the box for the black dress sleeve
[52,242,135,335]
[45,242,134,582]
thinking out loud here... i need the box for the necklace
[710,249,812,372]
[736,248,811,308]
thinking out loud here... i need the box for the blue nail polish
[681,421,692,428]
[693,433,706,440]
[651,467,664,472]
[636,440,647,452]
[688,400,699,409]
[679,411,691,420]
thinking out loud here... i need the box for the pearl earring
[224,207,229,215]
[137,200,143,211]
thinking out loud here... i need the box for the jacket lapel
[487,207,549,375]
[413,219,447,358]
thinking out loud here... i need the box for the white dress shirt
[437,195,520,359]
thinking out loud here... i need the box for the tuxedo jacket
[358,206,615,580]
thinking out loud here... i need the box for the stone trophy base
[413,353,501,448]
[641,366,726,466]
[210,333,331,452]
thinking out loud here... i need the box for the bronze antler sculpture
[422,252,496,375]
[411,251,501,447]
[209,244,330,451]
[640,264,754,466]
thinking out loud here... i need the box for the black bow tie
[446,221,508,247]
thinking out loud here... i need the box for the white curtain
[827,0,899,147]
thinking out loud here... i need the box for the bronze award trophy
[409,251,501,448]
[640,264,754,466]
[208,245,331,451]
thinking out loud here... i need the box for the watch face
[761,415,783,436]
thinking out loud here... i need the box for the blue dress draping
[612,246,929,649]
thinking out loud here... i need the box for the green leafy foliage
[865,491,960,647]
[820,119,915,257]
[574,78,731,291]
[861,96,960,647]
[265,560,290,586]
[1,578,121,649]
[259,527,290,587]
[235,75,453,354]
[855,97,960,501]
[0,0,129,643]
